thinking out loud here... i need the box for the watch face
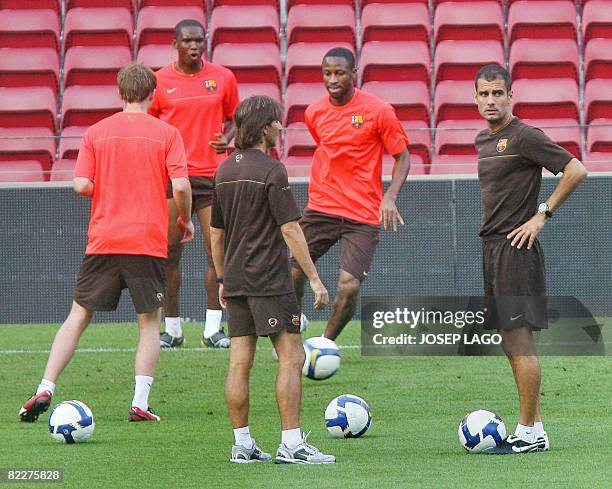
[538,203,548,213]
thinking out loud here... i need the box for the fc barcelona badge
[204,79,217,91]
[496,138,508,153]
[351,115,364,128]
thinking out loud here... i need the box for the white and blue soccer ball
[48,400,95,444]
[302,336,341,380]
[325,394,372,438]
[458,409,506,453]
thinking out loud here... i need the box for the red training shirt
[150,61,239,177]
[305,88,409,225]
[74,112,188,258]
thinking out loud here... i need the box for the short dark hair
[323,47,355,70]
[234,96,282,150]
[174,19,205,39]
[475,64,512,91]
[117,63,157,103]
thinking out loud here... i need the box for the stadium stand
[508,1,577,44]
[404,120,432,166]
[212,0,278,9]
[434,80,480,124]
[0,127,56,173]
[582,0,612,44]
[286,4,355,47]
[0,48,59,91]
[64,8,133,51]
[283,156,311,178]
[286,42,354,85]
[137,6,206,48]
[584,38,612,82]
[287,0,353,8]
[434,120,485,156]
[585,79,612,123]
[510,39,579,81]
[64,46,132,87]
[61,85,122,128]
[583,152,612,172]
[434,1,503,44]
[139,1,204,7]
[360,3,429,43]
[57,126,86,160]
[136,44,176,71]
[383,153,426,175]
[361,81,430,125]
[2,0,60,11]
[209,5,279,48]
[429,154,478,175]
[521,118,582,158]
[284,123,316,157]
[237,83,281,103]
[212,43,281,88]
[0,160,45,183]
[50,158,78,182]
[434,40,504,83]
[67,1,134,9]
[361,41,430,84]
[0,87,57,131]
[284,83,327,125]
[511,79,579,121]
[0,9,60,50]
[586,119,612,153]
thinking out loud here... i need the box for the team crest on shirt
[292,315,300,327]
[204,79,217,91]
[351,115,364,129]
[496,138,508,153]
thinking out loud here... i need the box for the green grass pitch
[2,321,610,489]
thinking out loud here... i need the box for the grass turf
[1,321,610,489]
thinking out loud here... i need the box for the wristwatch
[538,202,553,218]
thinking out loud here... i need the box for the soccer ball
[48,400,95,444]
[302,336,341,380]
[325,394,372,438]
[458,409,507,453]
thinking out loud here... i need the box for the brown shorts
[225,293,301,337]
[167,176,214,212]
[290,208,380,281]
[482,238,548,330]
[73,254,166,314]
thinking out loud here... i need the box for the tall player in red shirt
[150,19,239,349]
[18,64,194,423]
[291,47,411,340]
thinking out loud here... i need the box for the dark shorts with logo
[167,176,214,212]
[225,293,301,337]
[482,237,548,331]
[290,208,380,282]
[73,254,166,314]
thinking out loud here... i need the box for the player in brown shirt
[474,64,588,454]
[210,95,335,464]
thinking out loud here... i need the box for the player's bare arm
[380,148,410,231]
[508,158,588,249]
[281,221,329,310]
[171,177,195,243]
[209,226,226,308]
[73,177,94,197]
[209,118,236,154]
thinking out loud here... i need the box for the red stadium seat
[0,87,56,131]
[139,1,204,7]
[510,39,579,81]
[361,3,429,44]
[136,44,176,71]
[237,83,281,102]
[286,42,354,85]
[0,10,60,50]
[585,79,612,123]
[585,39,612,82]
[212,0,278,9]
[64,8,133,51]
[61,85,122,128]
[512,79,579,121]
[137,7,205,48]
[429,154,478,174]
[365,0,427,7]
[434,2,503,44]
[361,41,430,84]
[67,0,134,9]
[583,151,612,172]
[64,46,132,87]
[435,40,504,83]
[288,0,353,8]
[383,153,426,176]
[50,159,78,182]
[0,48,59,90]
[587,119,612,153]
[58,126,86,160]
[210,5,279,47]
[404,120,432,166]
[285,123,316,157]
[508,1,577,44]
[284,83,327,125]
[283,156,311,178]
[0,127,56,172]
[286,5,355,47]
[0,160,45,183]
[361,81,430,125]
[520,118,581,158]
[434,120,485,155]
[212,43,281,88]
[3,1,59,11]
[434,80,479,124]
[582,0,612,43]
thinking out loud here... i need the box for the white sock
[36,379,55,395]
[534,421,545,435]
[203,309,223,338]
[515,423,535,443]
[132,375,153,411]
[164,317,182,337]
[300,313,309,332]
[281,428,303,449]
[233,426,254,449]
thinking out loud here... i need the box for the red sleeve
[377,103,409,156]
[74,129,96,180]
[305,106,320,145]
[165,127,188,179]
[223,71,239,119]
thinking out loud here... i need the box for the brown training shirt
[476,117,573,239]
[211,148,302,297]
